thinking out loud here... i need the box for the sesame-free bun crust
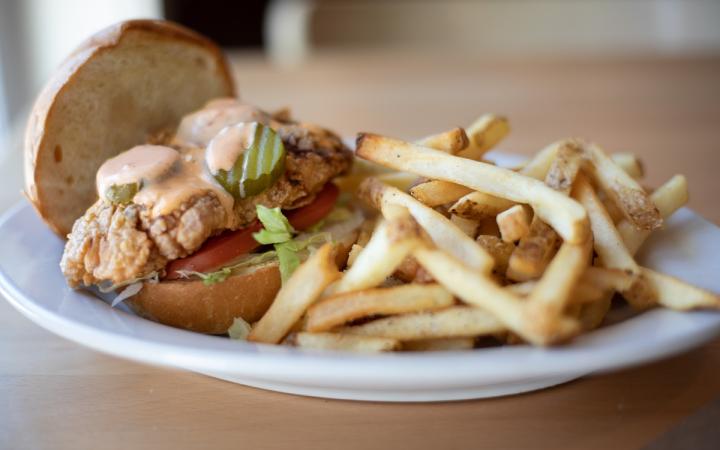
[24,20,235,237]
[127,263,281,335]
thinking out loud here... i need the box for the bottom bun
[127,230,358,334]
[127,263,281,334]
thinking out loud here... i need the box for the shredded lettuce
[228,317,252,340]
[99,271,159,294]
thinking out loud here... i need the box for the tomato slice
[285,183,339,230]
[165,183,340,279]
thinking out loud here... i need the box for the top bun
[24,20,235,236]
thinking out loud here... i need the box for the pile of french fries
[247,114,719,352]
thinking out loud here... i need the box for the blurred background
[1,0,719,216]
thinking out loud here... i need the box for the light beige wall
[306,0,720,56]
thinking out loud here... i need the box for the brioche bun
[25,20,235,237]
[127,231,358,334]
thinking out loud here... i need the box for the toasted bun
[126,227,360,334]
[25,20,235,236]
[126,263,281,334]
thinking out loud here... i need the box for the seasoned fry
[449,191,516,220]
[346,243,363,268]
[451,214,479,238]
[293,332,400,352]
[341,306,505,340]
[506,219,558,281]
[477,218,501,237]
[527,239,592,316]
[375,172,421,192]
[618,175,688,255]
[544,143,583,194]
[578,296,612,330]
[476,235,514,274]
[574,175,639,277]
[417,127,470,154]
[393,256,434,284]
[584,143,662,231]
[611,152,644,179]
[334,211,424,294]
[248,244,340,344]
[640,268,720,310]
[358,177,494,273]
[409,180,473,207]
[497,205,530,242]
[414,247,579,345]
[306,284,454,332]
[403,337,475,351]
[520,139,580,180]
[582,266,635,292]
[459,114,510,160]
[356,133,589,243]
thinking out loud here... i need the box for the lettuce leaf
[275,242,300,284]
[228,317,252,340]
[253,205,294,244]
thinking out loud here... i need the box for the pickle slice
[214,123,286,199]
[105,182,140,205]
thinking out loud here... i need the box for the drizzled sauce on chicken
[61,99,352,287]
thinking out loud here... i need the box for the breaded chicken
[61,120,352,287]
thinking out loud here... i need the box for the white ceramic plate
[2,169,720,402]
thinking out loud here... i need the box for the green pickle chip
[215,123,286,199]
[105,182,140,205]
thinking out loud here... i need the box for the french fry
[497,205,530,242]
[449,191,516,221]
[306,284,454,332]
[358,177,494,273]
[403,337,475,351]
[600,191,626,224]
[476,235,515,274]
[334,210,425,294]
[346,244,363,268]
[582,266,635,292]
[578,296,612,330]
[584,143,662,231]
[544,142,583,194]
[459,114,510,160]
[527,239,592,316]
[619,175,688,255]
[393,256,434,284]
[611,152,644,179]
[293,332,400,352]
[520,140,642,181]
[409,180,473,207]
[356,133,589,244]
[506,219,558,281]
[477,218,501,237]
[248,244,340,344]
[640,268,720,310]
[414,247,580,345]
[506,146,582,281]
[520,139,581,180]
[574,175,639,277]
[340,306,505,340]
[450,214,479,238]
[508,278,606,304]
[417,127,470,154]
[375,172,421,192]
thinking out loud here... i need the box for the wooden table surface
[1,53,719,450]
